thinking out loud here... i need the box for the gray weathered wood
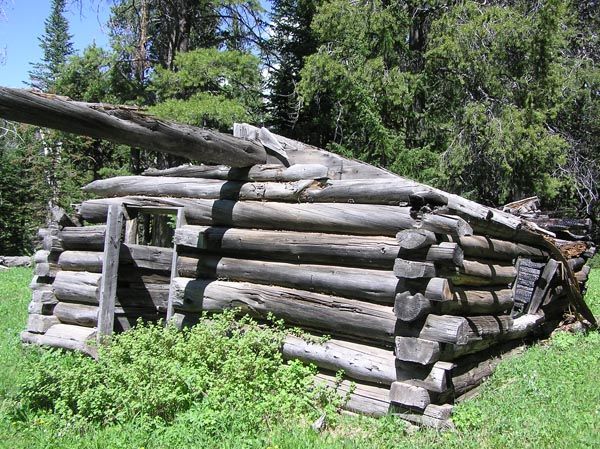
[282,335,425,385]
[97,205,124,341]
[314,372,391,417]
[528,259,559,314]
[450,235,548,260]
[177,255,400,304]
[175,225,401,268]
[60,225,106,250]
[21,328,97,356]
[395,314,543,364]
[394,259,437,279]
[172,277,397,344]
[394,293,432,322]
[424,277,453,301]
[0,87,267,167]
[142,163,330,181]
[167,208,185,321]
[396,229,437,250]
[79,197,417,236]
[389,381,432,410]
[27,314,60,333]
[419,214,473,236]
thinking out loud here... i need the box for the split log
[0,87,267,167]
[172,277,397,344]
[142,163,330,182]
[21,324,97,356]
[28,287,58,314]
[394,259,437,279]
[78,197,417,236]
[314,372,391,417]
[395,314,544,364]
[175,225,400,268]
[27,314,60,333]
[393,404,454,430]
[389,381,432,410]
[177,255,400,304]
[396,229,437,250]
[423,278,453,301]
[282,335,427,385]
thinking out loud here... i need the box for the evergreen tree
[28,0,74,91]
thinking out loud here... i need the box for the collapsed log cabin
[2,88,596,428]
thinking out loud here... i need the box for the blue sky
[0,0,111,87]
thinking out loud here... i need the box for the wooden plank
[167,208,185,322]
[528,260,559,314]
[97,205,124,342]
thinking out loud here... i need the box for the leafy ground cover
[0,266,598,449]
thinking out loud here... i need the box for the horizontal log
[58,245,173,272]
[53,302,162,330]
[177,254,400,304]
[314,372,391,417]
[393,288,513,322]
[450,235,548,261]
[282,335,426,386]
[142,163,330,181]
[418,314,514,345]
[394,259,436,279]
[395,314,544,364]
[172,277,397,344]
[52,271,169,310]
[78,197,417,236]
[21,329,97,356]
[0,87,267,167]
[175,225,401,269]
[60,225,106,250]
[83,176,317,202]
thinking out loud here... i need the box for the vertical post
[166,208,185,323]
[97,204,124,342]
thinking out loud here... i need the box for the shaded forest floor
[0,266,598,449]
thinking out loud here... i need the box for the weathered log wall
[22,127,595,426]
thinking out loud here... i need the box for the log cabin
[1,87,596,428]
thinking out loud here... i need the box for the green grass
[0,267,599,449]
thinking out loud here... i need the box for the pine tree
[28,0,74,92]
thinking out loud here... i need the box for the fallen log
[172,277,397,344]
[0,87,267,167]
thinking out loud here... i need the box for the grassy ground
[0,266,598,449]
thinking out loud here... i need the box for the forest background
[0,0,598,255]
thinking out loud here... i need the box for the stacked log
[20,128,596,426]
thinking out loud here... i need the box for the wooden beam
[0,87,267,167]
[97,204,124,342]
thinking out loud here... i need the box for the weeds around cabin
[0,266,599,449]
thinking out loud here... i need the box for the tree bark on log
[0,87,267,167]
